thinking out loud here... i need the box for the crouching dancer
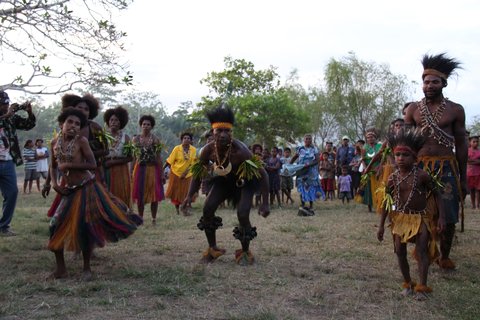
[377,129,446,300]
[182,106,270,265]
[48,109,142,281]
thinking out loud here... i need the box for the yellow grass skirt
[389,195,439,262]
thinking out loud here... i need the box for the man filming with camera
[0,91,36,236]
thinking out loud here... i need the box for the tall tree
[200,56,280,100]
[308,87,339,148]
[324,52,412,139]
[0,0,132,95]
[468,115,480,137]
[196,57,309,146]
[230,89,310,146]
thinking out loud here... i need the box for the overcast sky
[114,0,479,122]
[2,0,479,123]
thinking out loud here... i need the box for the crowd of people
[0,52,478,300]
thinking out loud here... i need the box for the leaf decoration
[236,156,263,180]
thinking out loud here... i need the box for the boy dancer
[377,129,445,300]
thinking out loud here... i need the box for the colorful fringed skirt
[132,162,165,206]
[48,178,142,252]
[105,163,131,207]
[165,173,192,206]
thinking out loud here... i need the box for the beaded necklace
[392,165,417,213]
[138,133,153,147]
[109,130,124,157]
[419,98,455,148]
[182,145,190,161]
[213,140,232,176]
[55,133,77,163]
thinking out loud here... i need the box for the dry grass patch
[0,191,479,319]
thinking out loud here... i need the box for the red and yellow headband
[422,68,447,80]
[211,122,233,129]
[393,145,416,156]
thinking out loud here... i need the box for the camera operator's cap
[0,91,10,105]
[342,135,349,141]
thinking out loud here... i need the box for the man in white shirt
[35,139,49,192]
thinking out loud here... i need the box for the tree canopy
[195,57,310,146]
[323,52,412,140]
[0,0,132,95]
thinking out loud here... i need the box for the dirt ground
[1,184,479,320]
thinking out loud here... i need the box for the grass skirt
[165,173,192,205]
[48,179,142,252]
[105,163,131,207]
[132,162,165,206]
[389,195,439,262]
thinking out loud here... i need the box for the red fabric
[467,175,480,190]
[467,148,480,176]
[321,178,335,191]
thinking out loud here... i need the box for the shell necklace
[213,140,232,176]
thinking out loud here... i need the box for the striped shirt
[23,148,37,170]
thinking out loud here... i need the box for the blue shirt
[336,145,355,167]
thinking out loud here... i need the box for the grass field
[1,186,479,320]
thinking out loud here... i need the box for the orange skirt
[105,163,131,207]
[165,173,192,205]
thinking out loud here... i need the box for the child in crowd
[467,135,480,209]
[252,144,263,208]
[338,165,352,204]
[280,147,294,204]
[22,139,37,194]
[35,139,49,192]
[377,129,445,301]
[266,146,281,207]
[319,151,335,200]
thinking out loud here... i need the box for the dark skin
[364,121,405,177]
[164,135,194,214]
[104,114,133,168]
[404,74,467,262]
[266,147,281,207]
[467,137,480,209]
[182,127,270,258]
[22,140,36,194]
[281,149,295,204]
[378,150,446,291]
[290,135,320,209]
[42,103,108,196]
[132,119,163,220]
[49,115,97,281]
[35,140,48,192]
